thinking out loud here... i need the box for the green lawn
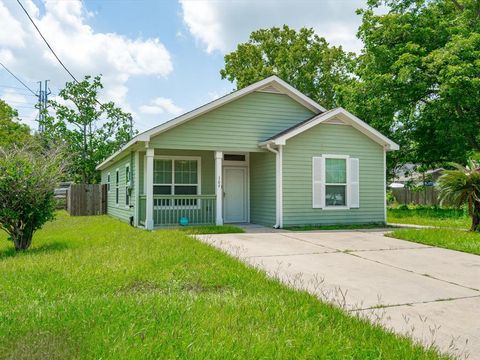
[388,228,480,255]
[285,223,389,231]
[0,213,444,359]
[387,207,469,229]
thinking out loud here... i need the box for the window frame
[125,164,131,208]
[323,154,350,210]
[147,155,202,209]
[107,172,111,192]
[115,168,120,206]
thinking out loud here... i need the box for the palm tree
[437,159,480,232]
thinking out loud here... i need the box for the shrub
[0,146,66,250]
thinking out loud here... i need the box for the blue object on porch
[179,217,189,226]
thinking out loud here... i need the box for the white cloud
[1,89,28,105]
[179,0,366,54]
[139,97,183,116]
[0,0,173,122]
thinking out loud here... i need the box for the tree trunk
[471,201,480,232]
[12,225,34,251]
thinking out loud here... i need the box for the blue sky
[0,0,366,132]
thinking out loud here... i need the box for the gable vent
[257,85,281,94]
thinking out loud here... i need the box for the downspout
[266,143,283,229]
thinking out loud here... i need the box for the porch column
[215,151,223,225]
[145,148,154,230]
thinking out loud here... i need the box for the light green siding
[138,149,215,195]
[282,123,385,226]
[149,92,315,152]
[101,154,135,223]
[250,152,276,226]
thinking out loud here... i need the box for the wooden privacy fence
[391,187,441,206]
[67,184,107,216]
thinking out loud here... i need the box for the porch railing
[139,194,216,227]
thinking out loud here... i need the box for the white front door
[223,167,247,223]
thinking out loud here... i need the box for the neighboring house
[96,76,398,229]
[392,164,444,188]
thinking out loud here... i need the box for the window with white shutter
[312,155,360,209]
[312,156,325,208]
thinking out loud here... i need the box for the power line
[0,62,37,96]
[16,0,79,84]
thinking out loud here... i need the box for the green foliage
[45,75,135,184]
[388,228,480,255]
[387,205,469,228]
[220,25,355,109]
[0,213,444,358]
[0,99,31,147]
[178,225,245,234]
[0,146,65,251]
[346,0,480,169]
[437,159,480,231]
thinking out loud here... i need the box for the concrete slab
[285,231,430,251]
[197,233,335,258]
[246,252,477,310]
[357,247,480,290]
[196,230,480,358]
[359,296,480,359]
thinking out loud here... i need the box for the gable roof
[259,107,399,151]
[96,76,326,170]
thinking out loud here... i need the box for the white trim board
[260,107,399,151]
[96,76,326,171]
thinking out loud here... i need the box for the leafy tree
[0,99,31,147]
[220,25,355,109]
[0,145,66,251]
[45,75,135,184]
[438,159,480,231]
[347,0,480,168]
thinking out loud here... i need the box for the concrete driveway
[197,229,480,359]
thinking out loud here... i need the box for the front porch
[136,149,275,229]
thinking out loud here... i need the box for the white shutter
[312,156,325,208]
[349,158,360,208]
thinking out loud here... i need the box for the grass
[388,228,480,255]
[178,225,244,235]
[387,206,469,229]
[0,212,445,359]
[285,223,389,231]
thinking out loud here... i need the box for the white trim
[124,163,131,209]
[260,107,399,151]
[95,76,326,171]
[107,172,111,192]
[115,168,120,207]
[383,148,387,223]
[215,151,223,225]
[278,145,283,228]
[145,148,154,230]
[134,151,140,227]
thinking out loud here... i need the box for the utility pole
[128,115,133,139]
[36,79,51,133]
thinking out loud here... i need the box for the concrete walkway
[197,230,480,359]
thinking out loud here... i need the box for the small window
[325,158,347,207]
[125,165,130,185]
[115,170,119,205]
[107,173,111,191]
[224,154,246,161]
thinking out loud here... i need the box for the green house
[96,76,398,229]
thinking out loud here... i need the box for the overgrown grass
[387,206,469,229]
[285,223,389,231]
[0,212,445,359]
[388,228,480,255]
[178,225,244,235]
